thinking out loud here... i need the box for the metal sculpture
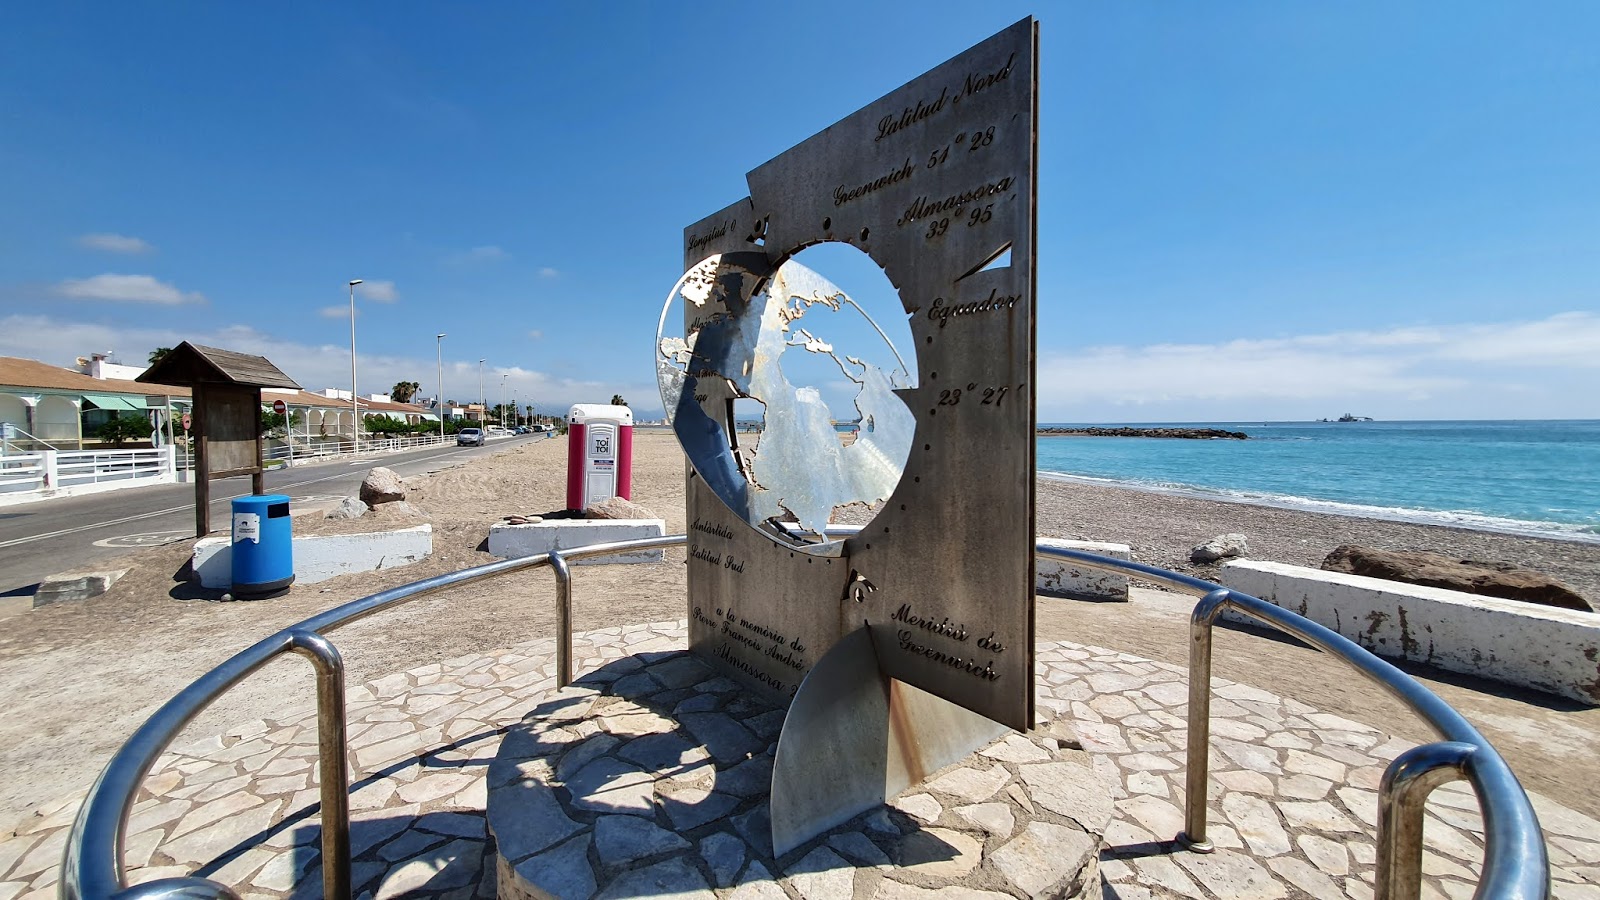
[659,17,1039,853]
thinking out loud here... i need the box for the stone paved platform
[488,653,1105,899]
[2,620,1597,900]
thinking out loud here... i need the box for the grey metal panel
[769,628,890,854]
[770,629,1006,857]
[675,18,1037,732]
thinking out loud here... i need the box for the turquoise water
[1035,420,1600,541]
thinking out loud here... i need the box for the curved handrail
[1036,546,1548,900]
[62,535,684,900]
[61,534,1548,900]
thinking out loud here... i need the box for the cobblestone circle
[0,620,1596,900]
[488,650,1105,899]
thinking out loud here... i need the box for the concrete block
[488,519,666,566]
[192,525,433,590]
[33,568,128,607]
[1220,559,1600,706]
[1035,539,1133,602]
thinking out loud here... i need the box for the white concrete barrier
[1035,539,1134,601]
[488,519,666,566]
[192,524,433,590]
[1220,559,1600,705]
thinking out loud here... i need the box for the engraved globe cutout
[657,242,917,545]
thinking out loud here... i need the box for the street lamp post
[501,374,509,428]
[478,359,486,422]
[435,333,447,440]
[348,279,363,450]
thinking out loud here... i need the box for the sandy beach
[2,430,1597,833]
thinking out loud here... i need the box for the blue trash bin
[232,494,294,599]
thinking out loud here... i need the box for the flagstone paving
[488,652,1105,899]
[1,619,1596,900]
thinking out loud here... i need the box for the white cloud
[446,245,509,265]
[539,267,559,279]
[77,233,154,255]
[528,329,543,340]
[1432,312,1600,367]
[55,273,202,305]
[1037,311,1600,421]
[354,280,398,302]
[319,306,352,319]
[0,314,660,416]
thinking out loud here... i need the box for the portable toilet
[567,404,633,510]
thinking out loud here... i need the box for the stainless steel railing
[1037,547,1549,900]
[60,535,1548,900]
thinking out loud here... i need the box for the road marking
[92,531,190,549]
[0,448,462,550]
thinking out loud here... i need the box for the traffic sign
[272,399,286,414]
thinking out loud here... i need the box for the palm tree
[390,380,421,404]
[148,347,173,366]
[610,394,628,407]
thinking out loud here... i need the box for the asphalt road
[0,433,548,596]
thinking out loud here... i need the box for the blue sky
[2,2,1596,421]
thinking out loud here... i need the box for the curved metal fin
[770,628,1007,856]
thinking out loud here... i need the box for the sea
[1033,420,1600,543]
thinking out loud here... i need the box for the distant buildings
[0,352,437,450]
[0,353,189,449]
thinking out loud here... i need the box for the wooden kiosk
[138,342,301,536]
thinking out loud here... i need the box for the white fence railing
[56,447,174,487]
[0,452,48,493]
[1,427,515,503]
[263,432,462,463]
[263,430,524,465]
[0,446,176,502]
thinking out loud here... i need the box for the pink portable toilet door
[584,422,618,507]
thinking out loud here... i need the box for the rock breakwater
[1037,426,1249,440]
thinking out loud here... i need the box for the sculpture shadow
[169,651,967,898]
[488,650,967,895]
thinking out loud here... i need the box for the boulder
[359,467,406,507]
[1190,533,1248,564]
[326,496,367,520]
[1321,545,1593,612]
[585,496,657,520]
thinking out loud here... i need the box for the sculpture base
[488,650,1108,899]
